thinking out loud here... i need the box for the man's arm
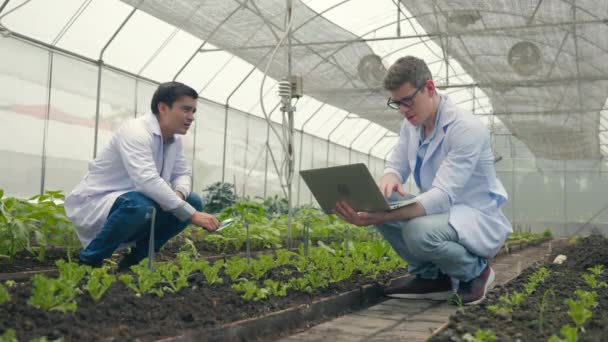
[333,200,426,226]
[414,119,486,216]
[335,120,487,226]
[117,127,195,221]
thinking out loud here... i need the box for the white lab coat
[385,95,512,257]
[64,112,195,247]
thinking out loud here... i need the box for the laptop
[299,163,417,214]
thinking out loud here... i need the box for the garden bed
[0,239,410,341]
[430,235,608,341]
[0,267,406,341]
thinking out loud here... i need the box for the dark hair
[150,82,198,115]
[383,56,432,91]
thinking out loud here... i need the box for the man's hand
[378,173,406,198]
[333,201,388,226]
[191,212,220,231]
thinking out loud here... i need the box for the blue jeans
[79,191,203,265]
[376,196,487,282]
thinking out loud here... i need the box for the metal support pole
[348,121,373,164]
[93,6,138,158]
[263,123,270,197]
[564,160,568,235]
[0,1,11,15]
[147,207,156,271]
[296,104,326,206]
[222,59,271,183]
[304,218,310,257]
[286,0,295,250]
[367,132,395,166]
[40,51,53,195]
[325,114,351,167]
[245,219,251,265]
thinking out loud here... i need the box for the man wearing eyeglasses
[333,56,511,305]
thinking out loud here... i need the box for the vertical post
[304,218,310,257]
[348,121,373,164]
[326,114,350,167]
[221,105,230,183]
[297,104,326,206]
[344,227,349,257]
[94,6,138,158]
[286,0,295,250]
[147,207,156,271]
[263,123,270,198]
[245,219,251,265]
[40,51,53,194]
[564,160,568,235]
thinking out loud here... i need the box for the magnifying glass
[214,218,235,233]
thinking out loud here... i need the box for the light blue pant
[376,198,487,282]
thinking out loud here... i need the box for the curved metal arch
[173,1,248,81]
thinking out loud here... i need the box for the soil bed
[0,265,407,341]
[431,235,608,341]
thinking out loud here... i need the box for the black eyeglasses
[387,86,424,109]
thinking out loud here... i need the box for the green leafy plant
[263,195,289,216]
[30,337,65,342]
[565,298,592,331]
[549,325,578,342]
[0,329,17,342]
[173,252,201,290]
[275,249,297,266]
[248,255,274,280]
[118,260,164,297]
[232,279,269,301]
[451,293,466,314]
[587,264,604,276]
[202,182,235,214]
[304,271,328,289]
[220,200,267,224]
[0,283,10,305]
[328,259,355,283]
[28,261,87,312]
[27,191,80,260]
[0,196,38,260]
[582,273,607,289]
[225,257,249,282]
[198,260,224,285]
[86,266,115,301]
[288,277,313,294]
[462,328,497,342]
[28,274,80,313]
[538,289,555,333]
[157,263,181,293]
[574,290,598,309]
[489,267,550,317]
[263,279,289,297]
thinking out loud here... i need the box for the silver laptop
[299,163,417,214]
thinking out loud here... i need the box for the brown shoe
[457,265,495,305]
[385,273,453,300]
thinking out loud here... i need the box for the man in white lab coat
[65,82,219,270]
[333,56,512,305]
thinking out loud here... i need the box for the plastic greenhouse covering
[1,0,608,236]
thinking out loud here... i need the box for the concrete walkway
[278,240,556,342]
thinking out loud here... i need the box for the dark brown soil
[0,263,406,341]
[431,235,608,342]
[0,249,80,273]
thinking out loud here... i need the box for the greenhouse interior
[0,0,607,341]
